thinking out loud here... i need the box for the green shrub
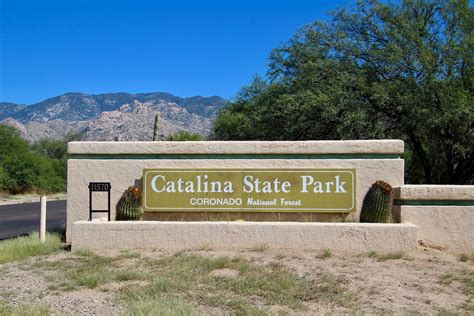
[166,131,202,141]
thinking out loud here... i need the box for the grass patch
[34,251,146,291]
[0,233,63,264]
[74,248,96,257]
[440,273,456,285]
[123,295,197,315]
[274,254,287,260]
[115,269,145,282]
[122,252,353,314]
[248,243,269,252]
[30,258,71,271]
[0,300,50,316]
[438,310,459,316]
[68,255,118,289]
[367,251,411,261]
[317,249,332,260]
[196,245,214,251]
[224,298,267,315]
[7,247,354,314]
[460,253,474,262]
[116,251,141,260]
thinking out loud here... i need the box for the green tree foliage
[166,131,203,141]
[30,131,82,181]
[213,0,473,184]
[0,125,82,193]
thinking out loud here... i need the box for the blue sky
[0,0,350,104]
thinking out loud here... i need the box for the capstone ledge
[68,140,404,155]
[394,185,474,201]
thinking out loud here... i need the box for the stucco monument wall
[67,140,404,242]
[394,185,474,252]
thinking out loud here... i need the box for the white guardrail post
[40,196,47,242]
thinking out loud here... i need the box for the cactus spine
[360,181,393,223]
[116,186,143,221]
[153,114,159,141]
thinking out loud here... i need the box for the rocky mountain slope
[0,92,228,141]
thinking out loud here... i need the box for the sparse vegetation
[0,243,472,314]
[196,245,214,251]
[367,251,412,262]
[116,251,141,260]
[21,250,351,314]
[122,252,340,313]
[317,249,332,260]
[440,270,474,311]
[74,248,96,257]
[460,253,473,262]
[274,254,287,260]
[0,300,50,316]
[248,243,269,252]
[123,295,196,315]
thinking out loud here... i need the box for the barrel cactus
[116,186,144,221]
[360,181,393,223]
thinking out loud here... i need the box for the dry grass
[248,243,270,252]
[132,252,330,313]
[0,300,50,315]
[116,251,141,260]
[33,250,144,290]
[1,236,472,315]
[460,253,474,262]
[317,249,332,259]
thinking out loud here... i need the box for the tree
[214,0,473,184]
[31,138,67,160]
[0,125,29,160]
[64,131,83,143]
[0,124,75,193]
[0,165,12,191]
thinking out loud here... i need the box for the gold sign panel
[143,169,356,213]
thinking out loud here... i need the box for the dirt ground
[0,247,472,315]
[0,193,66,206]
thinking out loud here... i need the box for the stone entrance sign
[143,169,356,212]
[66,140,404,242]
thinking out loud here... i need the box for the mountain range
[0,92,229,142]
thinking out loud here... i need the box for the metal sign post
[88,182,111,221]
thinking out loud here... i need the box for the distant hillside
[0,92,229,141]
[0,102,27,119]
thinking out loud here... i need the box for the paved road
[0,200,67,240]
